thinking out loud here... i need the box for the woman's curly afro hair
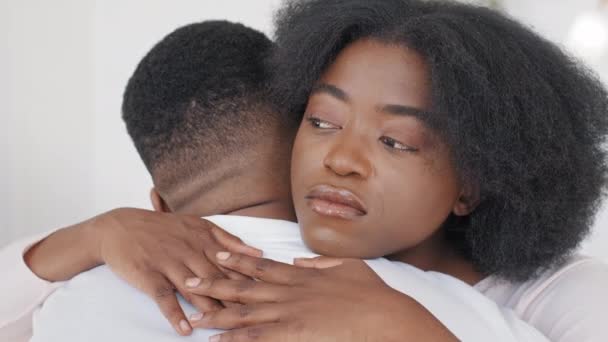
[269,0,608,281]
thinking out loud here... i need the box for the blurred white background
[1,0,607,261]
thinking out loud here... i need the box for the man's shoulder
[204,215,300,235]
[32,265,169,341]
[205,215,317,263]
[44,265,146,308]
[203,215,306,250]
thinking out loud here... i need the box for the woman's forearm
[24,217,103,282]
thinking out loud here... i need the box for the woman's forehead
[318,39,431,111]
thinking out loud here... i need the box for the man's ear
[150,187,171,213]
[453,182,480,216]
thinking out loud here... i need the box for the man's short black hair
[270,0,608,281]
[123,20,277,191]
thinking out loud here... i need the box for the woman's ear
[453,182,480,216]
[150,187,171,213]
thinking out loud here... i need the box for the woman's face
[291,39,472,262]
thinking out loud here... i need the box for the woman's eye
[380,136,418,152]
[307,117,340,129]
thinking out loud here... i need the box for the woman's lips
[305,185,367,219]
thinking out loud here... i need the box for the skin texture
[291,39,480,280]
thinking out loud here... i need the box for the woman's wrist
[86,210,114,265]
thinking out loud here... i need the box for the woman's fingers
[214,252,318,285]
[187,217,262,258]
[189,303,283,330]
[208,224,263,257]
[197,229,257,281]
[185,230,253,283]
[189,294,226,313]
[183,249,232,282]
[139,271,192,336]
[185,277,286,304]
[164,261,224,312]
[209,323,285,342]
[217,265,252,281]
[293,256,345,269]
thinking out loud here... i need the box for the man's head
[122,21,296,219]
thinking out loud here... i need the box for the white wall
[2,0,96,243]
[1,0,282,245]
[1,0,607,261]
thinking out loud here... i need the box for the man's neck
[172,194,296,222]
[226,199,297,222]
[162,143,297,221]
[168,174,297,222]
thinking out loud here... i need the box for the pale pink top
[1,231,607,342]
[475,255,608,342]
[0,231,62,342]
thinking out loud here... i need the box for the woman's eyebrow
[310,83,430,119]
[311,83,350,102]
[379,104,438,148]
[379,104,428,118]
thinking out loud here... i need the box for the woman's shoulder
[476,255,608,342]
[476,255,608,309]
[519,255,608,295]
[542,254,608,286]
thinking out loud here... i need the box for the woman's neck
[388,232,484,286]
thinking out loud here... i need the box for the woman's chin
[300,224,381,259]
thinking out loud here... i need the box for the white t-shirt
[31,215,547,342]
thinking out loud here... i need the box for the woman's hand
[25,208,261,336]
[185,253,457,342]
[98,208,267,335]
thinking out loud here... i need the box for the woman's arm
[0,231,64,342]
[184,253,549,342]
[506,257,608,342]
[23,217,102,282]
[187,254,457,342]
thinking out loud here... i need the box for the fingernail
[190,312,204,321]
[179,319,191,333]
[209,334,220,342]
[185,277,201,288]
[217,251,231,260]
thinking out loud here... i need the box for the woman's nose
[322,132,373,179]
